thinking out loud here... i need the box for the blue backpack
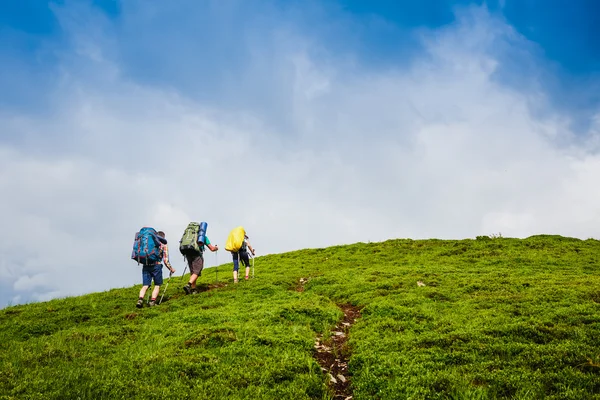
[131,227,162,265]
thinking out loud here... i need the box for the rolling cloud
[1,2,598,307]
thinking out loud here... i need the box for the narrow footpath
[314,303,362,400]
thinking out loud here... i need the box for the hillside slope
[1,235,600,399]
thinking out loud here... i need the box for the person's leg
[190,256,204,289]
[241,252,250,280]
[184,274,196,294]
[151,285,161,300]
[232,252,240,283]
[137,266,152,307]
[184,253,196,294]
[138,285,149,298]
[184,253,203,293]
[137,285,149,307]
[148,264,163,305]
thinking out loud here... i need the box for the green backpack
[179,222,207,255]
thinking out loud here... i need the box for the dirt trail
[314,303,362,400]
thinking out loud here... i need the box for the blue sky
[2,0,599,123]
[340,0,600,71]
[1,0,599,308]
[5,0,599,73]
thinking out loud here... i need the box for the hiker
[133,229,176,308]
[180,222,219,294]
[232,234,255,283]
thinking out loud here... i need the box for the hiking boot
[183,284,192,295]
[148,299,156,307]
[245,275,249,280]
[191,288,199,294]
[136,298,144,308]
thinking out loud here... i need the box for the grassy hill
[1,235,600,399]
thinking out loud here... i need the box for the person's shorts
[142,264,163,286]
[232,251,250,271]
[185,252,204,275]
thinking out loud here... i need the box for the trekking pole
[181,263,188,282]
[159,271,172,304]
[251,253,255,278]
[215,250,218,283]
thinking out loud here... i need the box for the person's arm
[207,243,219,252]
[162,244,175,273]
[247,240,255,255]
[203,236,218,252]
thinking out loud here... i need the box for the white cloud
[13,273,52,291]
[0,4,599,307]
[33,291,64,303]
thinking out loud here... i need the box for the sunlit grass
[1,235,600,399]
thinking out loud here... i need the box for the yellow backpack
[225,226,246,252]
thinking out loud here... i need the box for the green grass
[2,235,600,399]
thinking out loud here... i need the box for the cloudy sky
[1,0,599,308]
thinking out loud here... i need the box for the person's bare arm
[207,243,219,252]
[162,245,176,274]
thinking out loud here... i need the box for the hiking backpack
[131,227,162,265]
[179,222,208,255]
[225,226,246,252]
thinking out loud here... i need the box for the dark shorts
[142,264,163,286]
[232,251,250,272]
[185,251,204,275]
